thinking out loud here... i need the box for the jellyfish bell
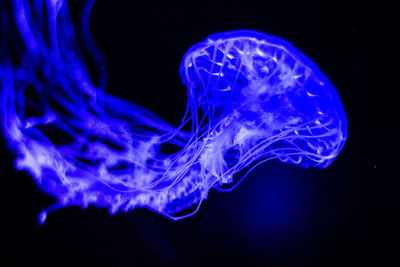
[180,30,347,182]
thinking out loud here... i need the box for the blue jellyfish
[0,0,347,224]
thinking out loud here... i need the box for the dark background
[1,0,398,266]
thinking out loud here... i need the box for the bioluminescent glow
[0,0,347,224]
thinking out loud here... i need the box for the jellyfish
[0,0,347,224]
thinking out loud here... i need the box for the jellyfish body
[180,30,347,173]
[0,0,347,223]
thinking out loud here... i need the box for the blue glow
[0,0,347,224]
